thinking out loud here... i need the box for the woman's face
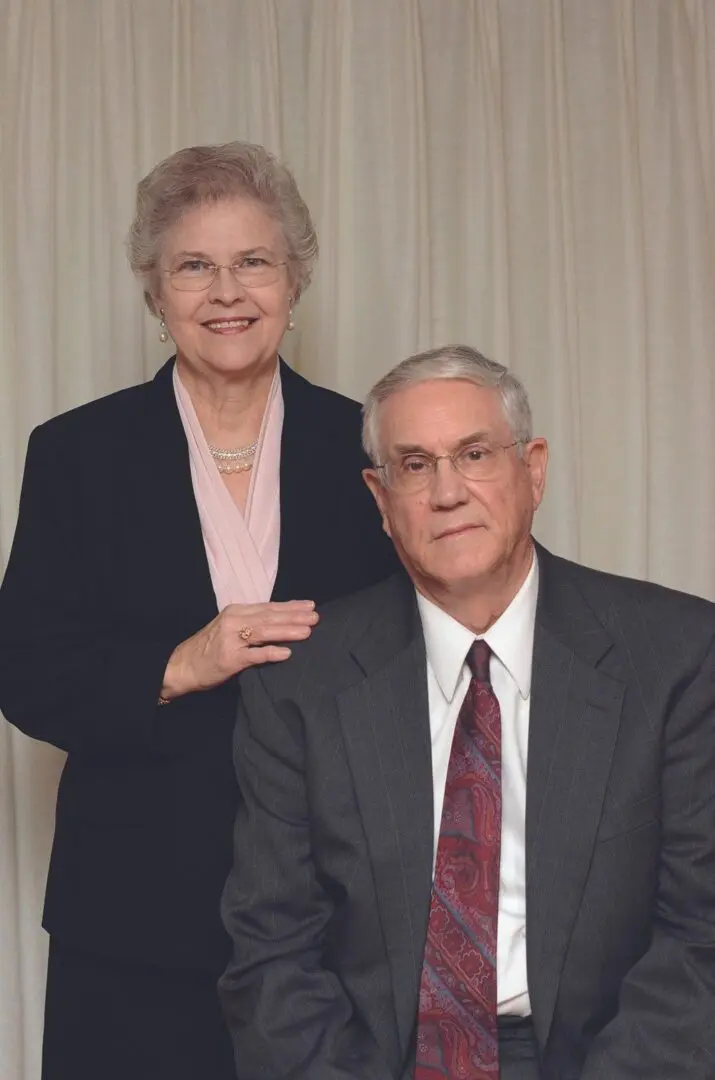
[153,197,294,379]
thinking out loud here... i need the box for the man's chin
[417,561,492,598]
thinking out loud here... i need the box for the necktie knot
[467,639,492,683]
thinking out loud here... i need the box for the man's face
[363,379,548,604]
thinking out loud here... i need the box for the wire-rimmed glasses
[375,440,523,494]
[162,256,288,291]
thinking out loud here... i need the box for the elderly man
[219,345,715,1080]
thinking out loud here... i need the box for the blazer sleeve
[581,632,715,1078]
[219,669,397,1080]
[0,426,209,758]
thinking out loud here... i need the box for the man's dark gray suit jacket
[219,543,715,1079]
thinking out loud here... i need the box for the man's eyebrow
[392,442,429,455]
[391,431,493,455]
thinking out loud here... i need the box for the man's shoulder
[319,569,409,617]
[249,572,414,699]
[541,546,715,639]
[298,570,412,664]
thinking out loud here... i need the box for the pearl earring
[159,310,169,343]
[287,303,295,332]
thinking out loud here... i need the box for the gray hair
[362,344,532,464]
[126,141,318,313]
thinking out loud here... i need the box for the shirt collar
[416,551,539,702]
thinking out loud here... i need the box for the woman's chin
[179,346,278,378]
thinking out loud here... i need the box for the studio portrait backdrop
[1,2,714,1078]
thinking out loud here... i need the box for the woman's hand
[160,600,318,700]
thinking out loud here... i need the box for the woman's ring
[238,625,253,642]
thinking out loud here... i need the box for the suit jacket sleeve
[581,632,715,1078]
[219,668,397,1080]
[0,425,206,758]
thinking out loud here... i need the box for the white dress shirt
[416,553,538,1016]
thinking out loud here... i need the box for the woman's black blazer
[0,358,398,972]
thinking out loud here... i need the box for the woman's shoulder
[31,363,172,452]
[280,360,363,429]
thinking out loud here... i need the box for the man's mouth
[433,524,481,540]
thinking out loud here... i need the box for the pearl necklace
[209,439,259,474]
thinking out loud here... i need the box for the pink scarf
[173,362,283,610]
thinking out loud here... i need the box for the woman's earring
[287,303,295,332]
[159,310,169,343]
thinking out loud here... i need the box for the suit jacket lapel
[272,359,329,601]
[526,546,625,1048]
[142,358,316,617]
[336,575,434,1059]
[135,359,218,632]
[143,359,375,610]
[143,357,319,620]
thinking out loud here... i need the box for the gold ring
[238,625,253,642]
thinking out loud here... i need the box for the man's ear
[523,438,549,511]
[362,468,392,538]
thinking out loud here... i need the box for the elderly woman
[0,143,397,1080]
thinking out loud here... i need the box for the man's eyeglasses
[375,441,524,494]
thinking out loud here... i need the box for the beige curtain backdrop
[1,1,714,1076]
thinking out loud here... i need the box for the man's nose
[429,457,469,508]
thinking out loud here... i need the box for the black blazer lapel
[143,357,338,619]
[273,360,324,600]
[145,358,341,617]
[148,357,301,615]
[335,575,434,1059]
[526,546,626,1048]
[133,359,218,632]
[139,358,391,617]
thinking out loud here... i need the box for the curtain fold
[1,2,714,1076]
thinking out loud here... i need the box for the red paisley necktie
[415,639,502,1079]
